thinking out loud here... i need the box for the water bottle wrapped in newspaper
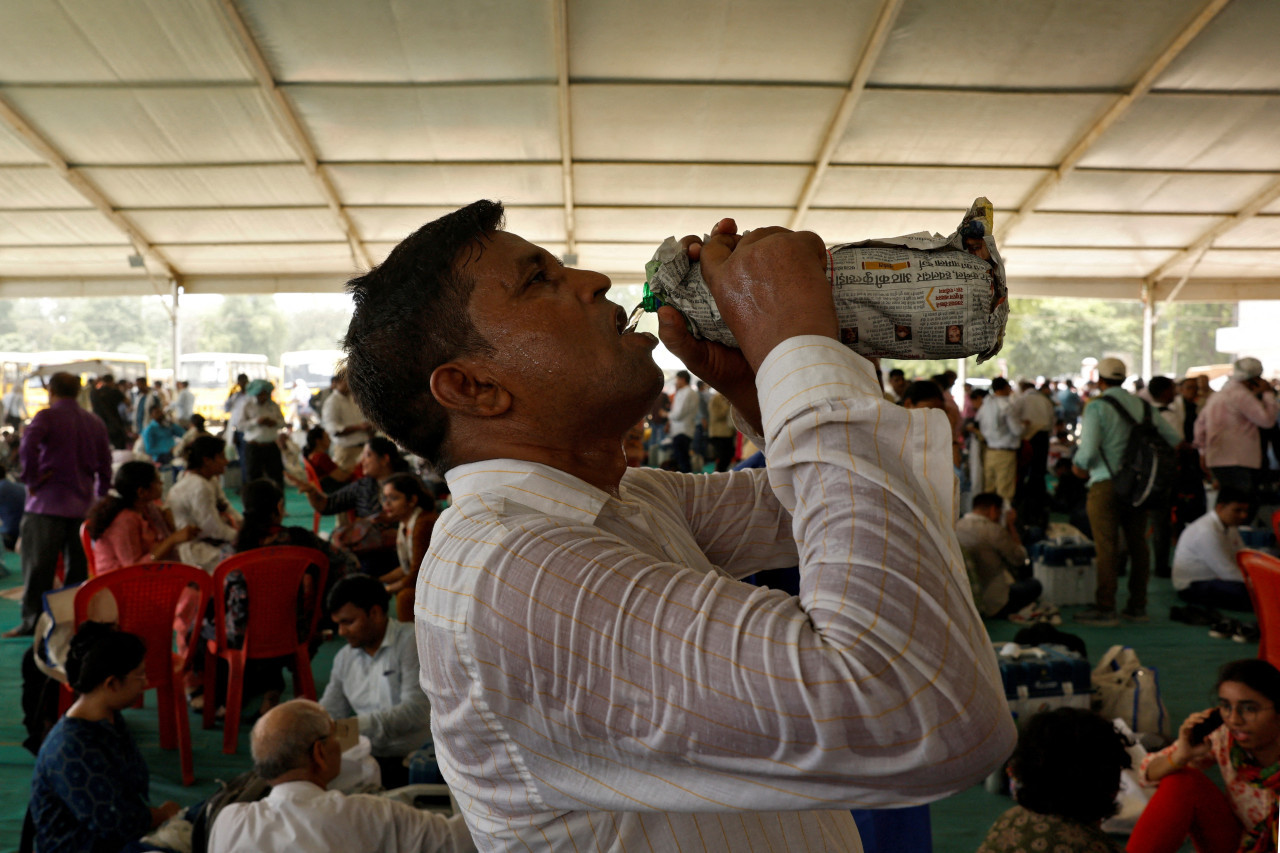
[636,197,1009,363]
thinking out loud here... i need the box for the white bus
[281,349,344,389]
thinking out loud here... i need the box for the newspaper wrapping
[640,197,1009,363]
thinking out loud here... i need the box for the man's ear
[430,360,512,418]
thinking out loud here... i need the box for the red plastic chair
[203,546,329,754]
[65,562,212,785]
[80,521,97,578]
[1237,549,1280,667]
[303,459,322,534]
[1271,509,1280,548]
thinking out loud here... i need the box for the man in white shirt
[208,699,473,853]
[975,377,1023,503]
[321,372,372,469]
[224,373,251,487]
[1172,487,1253,612]
[339,201,1014,851]
[2,386,27,430]
[666,369,698,472]
[319,575,431,788]
[240,380,286,491]
[167,380,196,427]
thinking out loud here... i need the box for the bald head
[250,699,336,784]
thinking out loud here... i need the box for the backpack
[190,770,272,853]
[1096,395,1177,510]
[1091,645,1173,742]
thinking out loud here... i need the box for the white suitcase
[1033,558,1097,607]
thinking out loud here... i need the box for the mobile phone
[1190,709,1223,744]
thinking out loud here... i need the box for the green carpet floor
[0,490,1249,851]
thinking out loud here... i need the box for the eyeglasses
[1218,700,1275,719]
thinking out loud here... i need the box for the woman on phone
[1129,658,1280,853]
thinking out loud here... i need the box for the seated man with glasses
[1129,658,1280,853]
[208,699,473,853]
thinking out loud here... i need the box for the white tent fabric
[0,0,1277,303]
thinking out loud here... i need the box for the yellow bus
[177,352,278,424]
[23,351,149,414]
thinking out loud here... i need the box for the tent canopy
[0,0,1277,303]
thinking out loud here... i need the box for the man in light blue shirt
[1071,357,1181,626]
[320,575,431,787]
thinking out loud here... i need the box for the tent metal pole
[171,280,181,379]
[1141,282,1156,381]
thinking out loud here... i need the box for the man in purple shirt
[3,373,111,637]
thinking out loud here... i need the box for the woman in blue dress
[30,622,181,853]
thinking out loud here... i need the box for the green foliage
[0,293,1239,383]
[887,297,1235,382]
[195,295,288,362]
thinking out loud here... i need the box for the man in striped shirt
[343,201,1015,852]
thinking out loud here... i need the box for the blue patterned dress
[30,714,154,853]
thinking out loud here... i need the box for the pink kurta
[92,509,157,574]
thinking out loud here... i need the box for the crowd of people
[6,200,1280,852]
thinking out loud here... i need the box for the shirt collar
[366,617,407,657]
[268,780,327,800]
[445,458,612,524]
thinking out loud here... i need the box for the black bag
[1096,395,1177,510]
[190,770,272,853]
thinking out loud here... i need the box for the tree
[196,295,288,362]
[884,297,1235,384]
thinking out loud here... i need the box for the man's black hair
[1010,708,1131,825]
[971,491,1003,512]
[327,573,390,616]
[344,201,503,470]
[1147,375,1174,398]
[991,377,1010,392]
[48,372,80,399]
[1216,486,1252,507]
[903,380,944,407]
[186,434,225,470]
[888,368,905,380]
[968,388,988,400]
[675,370,691,383]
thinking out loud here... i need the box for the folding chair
[65,562,212,785]
[203,546,329,754]
[80,521,96,578]
[1237,549,1280,667]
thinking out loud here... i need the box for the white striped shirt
[416,335,1015,852]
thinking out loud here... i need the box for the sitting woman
[30,623,181,853]
[167,434,240,572]
[234,477,357,582]
[173,412,210,464]
[87,461,199,574]
[378,473,439,622]
[301,436,408,574]
[214,479,356,715]
[1129,658,1280,853]
[978,706,1131,852]
[302,426,354,493]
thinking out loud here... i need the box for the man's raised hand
[697,226,838,371]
